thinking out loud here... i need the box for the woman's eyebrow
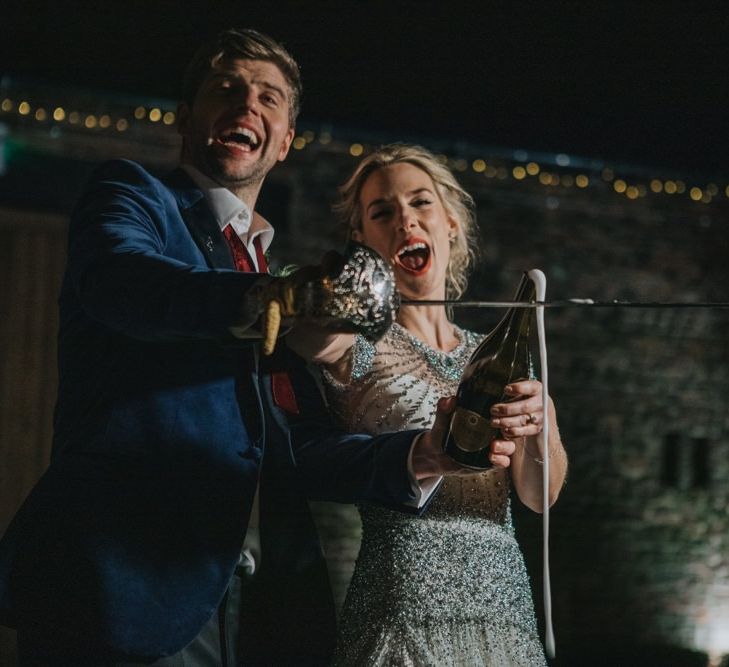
[366,198,389,212]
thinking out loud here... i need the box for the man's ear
[176,102,190,138]
[176,102,192,161]
[277,128,295,162]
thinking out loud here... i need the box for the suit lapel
[181,199,235,270]
[164,167,235,270]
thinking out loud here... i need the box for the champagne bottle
[443,272,537,469]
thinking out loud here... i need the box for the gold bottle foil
[448,406,495,453]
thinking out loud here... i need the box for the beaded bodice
[323,322,511,524]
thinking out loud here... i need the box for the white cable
[527,268,555,659]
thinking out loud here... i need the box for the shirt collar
[181,164,274,252]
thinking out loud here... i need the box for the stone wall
[268,145,729,665]
[1,106,728,663]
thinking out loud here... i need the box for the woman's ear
[447,217,459,243]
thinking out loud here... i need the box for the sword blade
[400,299,729,309]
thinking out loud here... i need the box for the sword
[400,299,729,309]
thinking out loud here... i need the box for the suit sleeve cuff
[227,275,279,339]
[406,432,443,509]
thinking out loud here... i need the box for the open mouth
[216,126,261,152]
[395,238,432,275]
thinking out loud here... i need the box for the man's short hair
[183,28,302,126]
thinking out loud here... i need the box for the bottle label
[448,406,493,453]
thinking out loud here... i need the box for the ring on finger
[527,413,538,425]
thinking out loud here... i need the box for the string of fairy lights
[2,93,728,206]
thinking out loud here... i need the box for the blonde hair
[336,144,479,300]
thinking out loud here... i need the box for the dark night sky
[2,0,729,175]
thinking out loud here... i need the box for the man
[0,28,458,665]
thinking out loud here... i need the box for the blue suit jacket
[0,160,424,661]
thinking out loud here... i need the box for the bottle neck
[501,273,536,340]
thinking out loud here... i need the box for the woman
[294,144,567,665]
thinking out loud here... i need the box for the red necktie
[222,225,267,273]
[223,225,299,414]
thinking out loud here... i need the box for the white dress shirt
[181,164,273,271]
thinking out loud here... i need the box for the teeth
[397,242,427,256]
[221,127,260,148]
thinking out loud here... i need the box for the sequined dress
[323,323,546,666]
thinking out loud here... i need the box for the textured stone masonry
[269,147,729,665]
